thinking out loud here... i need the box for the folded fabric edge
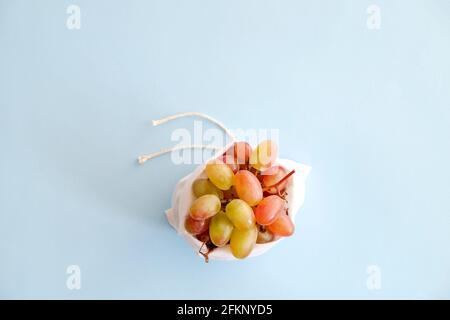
[165,208,177,230]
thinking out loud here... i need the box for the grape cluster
[185,140,295,260]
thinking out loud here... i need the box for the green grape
[230,225,258,259]
[225,199,255,230]
[192,179,224,199]
[189,194,221,220]
[205,161,234,190]
[233,170,263,206]
[249,140,278,171]
[254,195,285,225]
[209,211,234,247]
[256,228,274,244]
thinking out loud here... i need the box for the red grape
[253,195,285,225]
[267,212,295,237]
[185,216,210,235]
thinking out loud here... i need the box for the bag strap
[138,112,234,164]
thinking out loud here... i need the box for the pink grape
[267,212,295,237]
[261,166,289,194]
[253,195,285,225]
[233,170,263,206]
[225,141,252,164]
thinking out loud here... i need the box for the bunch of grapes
[185,140,296,261]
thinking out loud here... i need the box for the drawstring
[138,145,222,165]
[152,112,236,141]
[138,112,234,164]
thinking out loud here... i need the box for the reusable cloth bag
[139,113,311,261]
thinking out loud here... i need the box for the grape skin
[205,161,234,190]
[230,225,258,259]
[189,194,221,220]
[233,170,263,206]
[225,141,252,164]
[209,211,234,247]
[185,216,210,235]
[267,213,294,237]
[254,195,285,226]
[225,199,256,230]
[192,179,224,199]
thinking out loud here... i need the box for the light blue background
[1,0,449,299]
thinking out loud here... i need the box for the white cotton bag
[165,145,311,261]
[139,112,311,261]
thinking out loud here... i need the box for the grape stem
[278,189,287,199]
[198,241,210,263]
[263,169,296,190]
